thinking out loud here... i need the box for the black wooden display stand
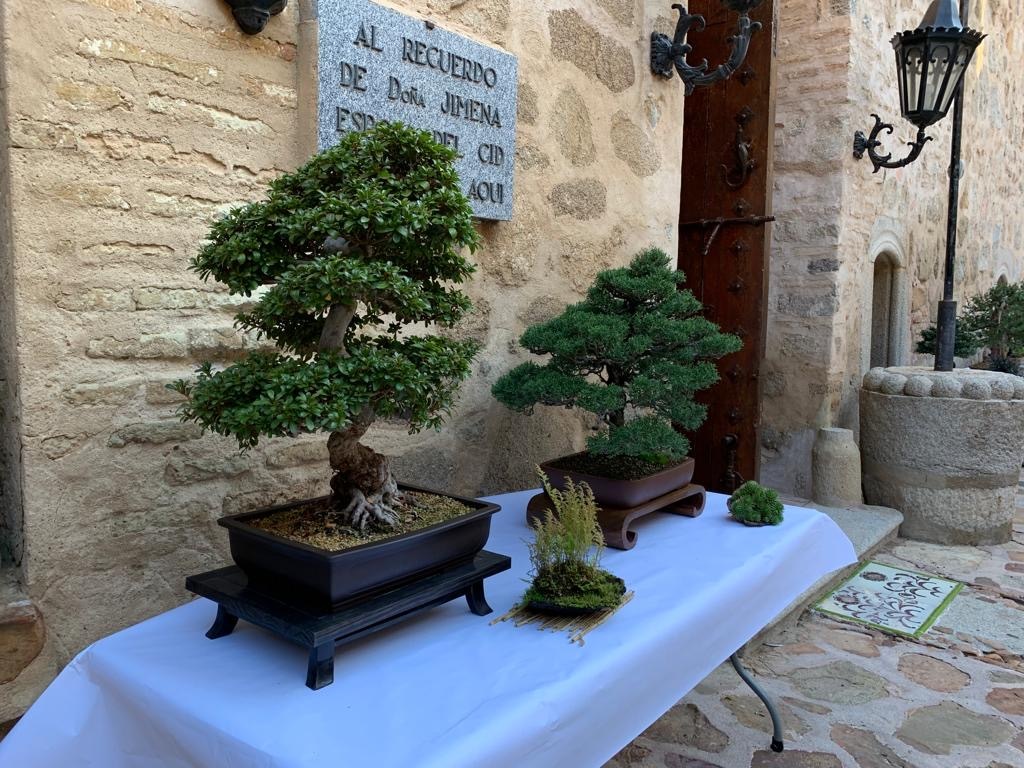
[185,551,511,690]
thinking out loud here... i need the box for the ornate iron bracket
[225,0,287,35]
[853,114,933,173]
[651,2,763,95]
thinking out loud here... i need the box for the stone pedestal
[812,427,864,507]
[860,367,1024,545]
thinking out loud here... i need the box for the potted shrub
[523,474,624,614]
[492,247,741,509]
[172,122,496,609]
[960,281,1024,374]
[915,322,978,361]
[727,481,784,527]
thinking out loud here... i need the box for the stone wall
[0,0,22,570]
[760,0,851,495]
[762,0,1024,495]
[0,0,683,719]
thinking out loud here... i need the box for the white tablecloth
[1,489,855,768]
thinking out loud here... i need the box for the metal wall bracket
[651,2,763,95]
[225,0,287,35]
[853,114,932,173]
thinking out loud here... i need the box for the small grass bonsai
[727,481,784,526]
[492,247,741,478]
[524,474,624,613]
[172,122,480,532]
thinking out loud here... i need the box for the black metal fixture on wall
[225,0,287,35]
[853,0,984,172]
[853,0,985,374]
[650,1,765,94]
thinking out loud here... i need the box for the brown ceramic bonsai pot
[218,482,500,611]
[540,452,696,508]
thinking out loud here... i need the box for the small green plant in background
[727,481,784,526]
[523,473,624,612]
[960,281,1024,361]
[915,323,978,359]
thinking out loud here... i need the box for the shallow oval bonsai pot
[540,452,695,508]
[218,482,500,610]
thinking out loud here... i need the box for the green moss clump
[727,481,784,526]
[524,473,625,613]
[523,567,624,611]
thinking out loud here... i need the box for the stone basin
[860,366,1024,545]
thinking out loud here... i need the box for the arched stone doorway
[863,239,910,373]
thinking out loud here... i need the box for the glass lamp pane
[939,47,971,113]
[902,44,925,116]
[924,42,955,113]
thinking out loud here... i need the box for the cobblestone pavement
[605,501,1024,768]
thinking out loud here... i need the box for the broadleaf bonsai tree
[492,247,741,472]
[172,122,480,531]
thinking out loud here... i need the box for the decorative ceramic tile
[816,561,962,638]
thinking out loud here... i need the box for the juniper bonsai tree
[492,247,741,470]
[172,122,480,531]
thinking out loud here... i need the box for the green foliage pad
[172,122,481,448]
[493,247,741,464]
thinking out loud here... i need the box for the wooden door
[676,0,776,493]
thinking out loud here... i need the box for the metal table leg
[730,652,784,753]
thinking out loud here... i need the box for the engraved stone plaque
[318,0,518,220]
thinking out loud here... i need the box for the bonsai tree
[524,474,623,612]
[915,322,978,360]
[960,281,1024,364]
[727,481,783,526]
[492,247,741,473]
[172,122,480,531]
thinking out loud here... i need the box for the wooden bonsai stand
[526,483,706,550]
[186,551,510,690]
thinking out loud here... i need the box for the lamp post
[651,1,766,93]
[852,0,985,371]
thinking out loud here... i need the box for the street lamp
[650,1,766,94]
[853,0,984,172]
[853,0,985,373]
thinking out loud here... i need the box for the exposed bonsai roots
[335,477,402,532]
[327,413,403,532]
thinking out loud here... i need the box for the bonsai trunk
[327,407,403,531]
[320,301,402,531]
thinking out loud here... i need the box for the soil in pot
[548,452,683,482]
[249,491,474,552]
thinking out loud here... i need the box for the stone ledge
[862,366,1024,401]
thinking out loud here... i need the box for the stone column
[860,366,1024,545]
[296,0,319,160]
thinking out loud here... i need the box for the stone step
[747,498,904,648]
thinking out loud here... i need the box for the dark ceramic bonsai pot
[218,482,500,611]
[540,452,696,508]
